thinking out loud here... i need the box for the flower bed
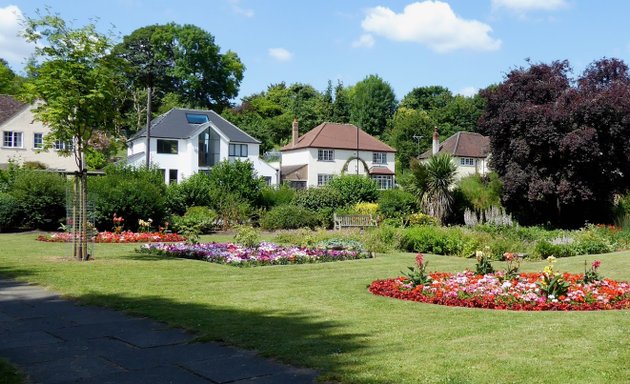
[369,256,630,311]
[37,231,186,243]
[140,241,371,266]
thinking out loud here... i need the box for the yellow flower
[543,265,553,275]
[547,256,557,263]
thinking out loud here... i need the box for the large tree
[350,74,397,137]
[479,58,630,227]
[22,13,125,260]
[384,107,433,170]
[115,23,245,131]
[0,58,24,95]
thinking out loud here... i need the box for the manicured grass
[0,358,24,384]
[1,232,630,383]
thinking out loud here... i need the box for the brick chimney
[292,118,299,146]
[432,128,439,155]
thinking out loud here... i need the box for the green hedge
[260,205,322,230]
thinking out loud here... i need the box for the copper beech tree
[479,59,630,227]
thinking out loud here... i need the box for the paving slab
[0,278,318,383]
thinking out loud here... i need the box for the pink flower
[415,253,424,267]
[592,260,601,269]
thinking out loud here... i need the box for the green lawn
[1,232,629,384]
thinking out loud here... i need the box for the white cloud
[361,1,501,53]
[457,86,478,97]
[492,0,568,12]
[352,34,375,48]
[228,0,254,18]
[0,5,34,70]
[268,47,293,62]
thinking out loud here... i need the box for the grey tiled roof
[130,108,260,144]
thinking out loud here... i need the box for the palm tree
[421,154,457,224]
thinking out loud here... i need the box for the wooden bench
[333,213,377,230]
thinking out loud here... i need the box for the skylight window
[186,113,209,124]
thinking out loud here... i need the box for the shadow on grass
[75,292,368,381]
[0,268,369,383]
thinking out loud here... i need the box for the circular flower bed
[140,241,371,266]
[37,231,186,243]
[369,256,630,311]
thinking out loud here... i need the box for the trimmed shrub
[260,205,321,230]
[363,225,402,253]
[533,240,574,259]
[170,206,217,235]
[10,170,67,230]
[0,192,19,232]
[406,212,438,226]
[400,226,474,257]
[327,175,378,205]
[292,187,344,211]
[378,189,417,219]
[89,165,167,231]
[260,184,295,209]
[167,173,213,215]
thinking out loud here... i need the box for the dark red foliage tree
[479,58,630,227]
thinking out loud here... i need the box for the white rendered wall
[0,108,78,171]
[282,148,396,187]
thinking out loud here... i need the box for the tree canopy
[479,58,630,227]
[114,23,245,132]
[350,74,397,137]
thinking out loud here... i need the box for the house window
[3,131,22,148]
[186,113,209,124]
[263,176,272,186]
[317,149,334,161]
[371,175,393,190]
[169,169,178,184]
[460,157,475,166]
[157,139,178,154]
[229,143,248,157]
[373,152,387,164]
[54,140,73,151]
[317,174,334,186]
[33,133,44,149]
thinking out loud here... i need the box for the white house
[127,108,278,185]
[280,120,396,189]
[419,129,490,179]
[0,95,78,171]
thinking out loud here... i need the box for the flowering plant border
[140,241,371,267]
[369,256,630,311]
[37,231,186,243]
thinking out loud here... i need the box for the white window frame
[317,149,334,161]
[33,133,44,149]
[371,175,393,190]
[317,174,334,186]
[3,131,23,148]
[53,139,74,151]
[460,157,475,167]
[373,152,387,164]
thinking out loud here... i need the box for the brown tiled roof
[419,131,489,159]
[281,122,396,153]
[369,166,395,175]
[0,95,28,126]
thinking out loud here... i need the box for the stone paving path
[0,279,317,383]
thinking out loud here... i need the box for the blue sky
[2,1,630,102]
